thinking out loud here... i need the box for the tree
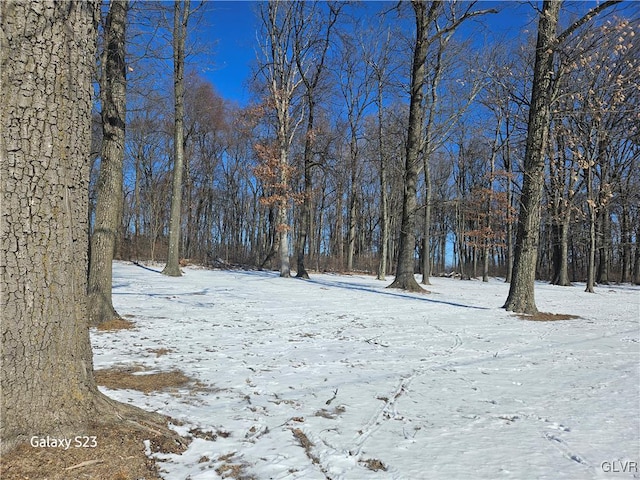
[293,1,341,279]
[503,0,621,314]
[389,0,493,291]
[257,0,307,277]
[388,1,437,292]
[88,0,128,327]
[1,0,167,454]
[163,0,191,277]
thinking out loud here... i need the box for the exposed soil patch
[0,422,180,480]
[95,365,195,394]
[147,347,173,357]
[96,318,136,331]
[214,452,256,480]
[362,458,387,471]
[518,312,581,321]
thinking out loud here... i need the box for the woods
[107,1,637,291]
[1,0,638,455]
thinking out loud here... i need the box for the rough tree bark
[390,1,493,291]
[163,0,191,277]
[388,1,437,292]
[503,1,560,314]
[503,0,620,313]
[88,0,128,326]
[0,0,169,454]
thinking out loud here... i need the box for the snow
[93,261,640,479]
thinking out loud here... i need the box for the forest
[1,0,639,470]
[93,0,639,301]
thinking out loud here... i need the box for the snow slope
[92,262,640,479]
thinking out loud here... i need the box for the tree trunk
[620,204,630,283]
[585,165,596,293]
[278,144,291,278]
[163,0,190,277]
[295,105,314,279]
[377,84,389,281]
[596,208,610,284]
[346,136,358,272]
[1,0,171,454]
[504,128,514,283]
[633,219,640,285]
[388,1,434,293]
[503,0,560,314]
[88,0,128,327]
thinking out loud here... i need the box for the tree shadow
[306,276,490,311]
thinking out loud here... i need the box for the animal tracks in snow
[97,263,639,479]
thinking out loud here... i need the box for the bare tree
[163,0,191,276]
[504,0,621,313]
[390,1,494,291]
[257,1,307,277]
[88,0,128,326]
[293,1,341,279]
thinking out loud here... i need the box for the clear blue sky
[194,1,636,106]
[200,1,260,105]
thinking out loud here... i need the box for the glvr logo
[601,460,638,473]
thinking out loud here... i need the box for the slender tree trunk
[585,165,597,292]
[163,0,190,277]
[422,167,432,285]
[377,89,389,281]
[596,208,610,284]
[620,204,630,283]
[504,128,514,283]
[557,215,571,285]
[633,220,640,285]
[503,1,560,314]
[88,0,128,327]
[346,136,358,272]
[278,146,291,277]
[295,105,314,279]
[389,1,434,292]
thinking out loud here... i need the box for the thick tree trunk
[88,0,128,327]
[163,0,190,277]
[503,0,560,314]
[1,0,172,454]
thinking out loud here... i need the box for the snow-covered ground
[93,261,640,480]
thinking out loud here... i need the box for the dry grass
[212,453,255,480]
[96,318,136,331]
[147,347,173,357]
[362,458,387,472]
[95,365,194,394]
[0,422,177,480]
[518,312,581,321]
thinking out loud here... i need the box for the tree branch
[556,0,622,46]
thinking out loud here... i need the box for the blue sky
[194,1,635,106]
[200,1,261,105]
